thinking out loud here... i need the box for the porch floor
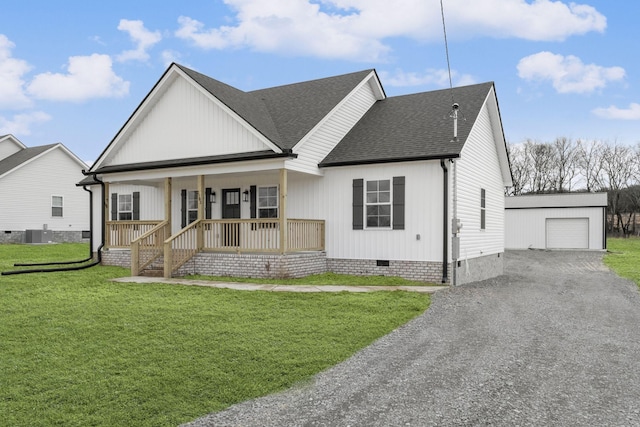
[111,276,448,294]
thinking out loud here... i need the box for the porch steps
[139,257,165,277]
[140,267,164,277]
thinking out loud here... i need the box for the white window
[52,196,63,217]
[366,180,391,228]
[258,186,278,218]
[118,194,132,220]
[188,190,199,223]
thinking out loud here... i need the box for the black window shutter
[250,185,257,219]
[181,189,187,228]
[393,176,405,230]
[111,193,118,221]
[132,192,140,220]
[353,179,363,230]
[205,188,212,219]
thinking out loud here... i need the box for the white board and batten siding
[505,193,607,250]
[455,98,506,260]
[288,161,445,262]
[0,146,88,231]
[287,76,381,175]
[105,75,272,168]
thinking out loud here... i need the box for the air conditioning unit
[25,229,52,244]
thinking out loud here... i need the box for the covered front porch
[102,169,325,278]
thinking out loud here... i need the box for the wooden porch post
[163,177,172,279]
[164,177,172,223]
[104,182,110,247]
[279,168,288,254]
[197,174,204,250]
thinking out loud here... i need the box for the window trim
[257,185,279,219]
[365,179,392,229]
[118,193,133,221]
[51,195,63,217]
[187,190,199,223]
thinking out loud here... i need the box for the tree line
[507,138,640,236]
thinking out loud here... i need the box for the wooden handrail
[164,219,201,278]
[130,220,169,275]
[106,220,162,248]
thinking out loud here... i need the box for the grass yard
[605,237,640,288]
[0,243,430,427]
[186,272,438,286]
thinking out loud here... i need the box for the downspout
[440,159,449,284]
[1,172,104,275]
[12,185,95,267]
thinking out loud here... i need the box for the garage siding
[506,207,605,250]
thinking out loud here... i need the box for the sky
[1,0,638,164]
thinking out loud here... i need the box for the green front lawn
[187,272,437,286]
[0,243,430,426]
[605,237,640,288]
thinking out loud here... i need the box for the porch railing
[106,220,163,248]
[164,219,201,277]
[200,219,325,253]
[110,218,325,277]
[130,220,170,276]
[287,219,325,251]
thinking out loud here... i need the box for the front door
[222,189,241,246]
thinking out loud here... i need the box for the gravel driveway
[184,250,640,426]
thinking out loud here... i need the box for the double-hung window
[258,186,278,218]
[118,194,132,220]
[52,196,63,217]
[187,190,199,224]
[366,179,391,228]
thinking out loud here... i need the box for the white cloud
[116,19,162,62]
[380,68,476,88]
[0,111,51,136]
[517,51,625,94]
[593,103,640,120]
[0,34,33,109]
[27,54,130,102]
[161,50,182,68]
[174,0,606,61]
[447,0,606,41]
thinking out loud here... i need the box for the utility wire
[440,0,455,105]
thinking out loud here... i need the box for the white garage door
[546,218,589,249]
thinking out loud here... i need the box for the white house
[82,64,512,284]
[505,192,608,250]
[0,135,90,243]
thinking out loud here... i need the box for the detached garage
[505,193,608,250]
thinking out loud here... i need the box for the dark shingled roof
[249,69,375,149]
[177,64,374,151]
[320,82,495,167]
[0,144,57,176]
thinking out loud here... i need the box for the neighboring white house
[82,64,512,284]
[0,135,90,243]
[505,192,608,250]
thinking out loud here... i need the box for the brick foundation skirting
[100,249,503,284]
[0,230,89,244]
[326,258,450,283]
[177,251,328,279]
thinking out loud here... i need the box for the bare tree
[552,137,578,192]
[600,142,635,235]
[525,140,557,193]
[576,139,605,192]
[506,143,531,195]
